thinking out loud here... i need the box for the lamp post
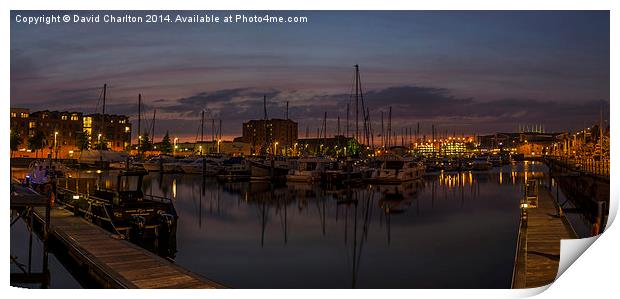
[274,141,279,156]
[174,137,178,157]
[217,139,222,154]
[54,131,58,159]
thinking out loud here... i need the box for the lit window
[28,122,35,129]
[125,126,130,133]
[21,113,28,118]
[61,115,68,120]
[10,112,16,117]
[71,114,79,121]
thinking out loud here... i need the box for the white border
[3,1,617,299]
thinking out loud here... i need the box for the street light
[274,141,279,156]
[54,131,58,159]
[174,137,178,156]
[217,139,222,153]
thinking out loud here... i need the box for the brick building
[241,118,297,155]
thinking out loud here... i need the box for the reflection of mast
[350,188,374,288]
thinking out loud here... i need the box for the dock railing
[545,155,609,178]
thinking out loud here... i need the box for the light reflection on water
[12,162,553,288]
[138,162,546,288]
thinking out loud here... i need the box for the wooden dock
[29,204,224,288]
[512,186,577,288]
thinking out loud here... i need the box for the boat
[78,150,128,169]
[247,157,290,181]
[472,155,492,170]
[368,154,425,184]
[179,157,223,175]
[142,155,176,172]
[489,154,503,167]
[217,157,250,181]
[286,157,333,182]
[162,157,193,173]
[56,170,178,240]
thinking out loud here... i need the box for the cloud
[137,85,607,139]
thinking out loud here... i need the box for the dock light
[72,195,80,200]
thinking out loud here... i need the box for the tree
[139,132,153,152]
[160,131,173,154]
[10,130,22,158]
[94,136,109,150]
[77,131,91,151]
[28,130,46,158]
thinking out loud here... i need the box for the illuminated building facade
[84,113,132,151]
[241,118,297,155]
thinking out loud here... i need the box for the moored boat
[368,154,425,184]
[286,157,333,182]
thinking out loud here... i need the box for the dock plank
[31,206,224,289]
[512,186,576,288]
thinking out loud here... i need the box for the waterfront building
[11,110,83,158]
[241,118,297,155]
[10,108,30,154]
[10,108,132,158]
[83,113,132,152]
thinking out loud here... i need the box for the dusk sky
[11,11,609,142]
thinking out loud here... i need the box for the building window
[125,126,130,133]
[62,115,68,120]
[21,113,28,118]
[29,122,35,129]
[71,114,79,121]
[10,112,16,118]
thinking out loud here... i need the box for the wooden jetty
[12,182,224,289]
[511,185,578,288]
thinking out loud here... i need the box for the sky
[11,11,610,142]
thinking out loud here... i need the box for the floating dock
[511,186,577,288]
[13,183,224,289]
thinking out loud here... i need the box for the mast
[286,101,289,120]
[151,108,156,144]
[367,107,373,149]
[201,111,205,142]
[137,93,141,158]
[346,103,350,138]
[323,112,327,152]
[337,115,341,136]
[387,106,392,148]
[381,111,384,149]
[263,95,269,154]
[355,65,359,142]
[101,83,107,144]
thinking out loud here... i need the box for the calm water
[10,218,82,288]
[142,162,547,288]
[12,162,554,288]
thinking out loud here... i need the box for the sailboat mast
[388,106,392,148]
[151,109,156,143]
[137,93,141,157]
[346,103,350,138]
[337,115,341,136]
[101,83,107,142]
[200,110,204,143]
[355,64,359,143]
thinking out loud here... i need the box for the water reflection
[14,162,562,288]
[133,163,550,288]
